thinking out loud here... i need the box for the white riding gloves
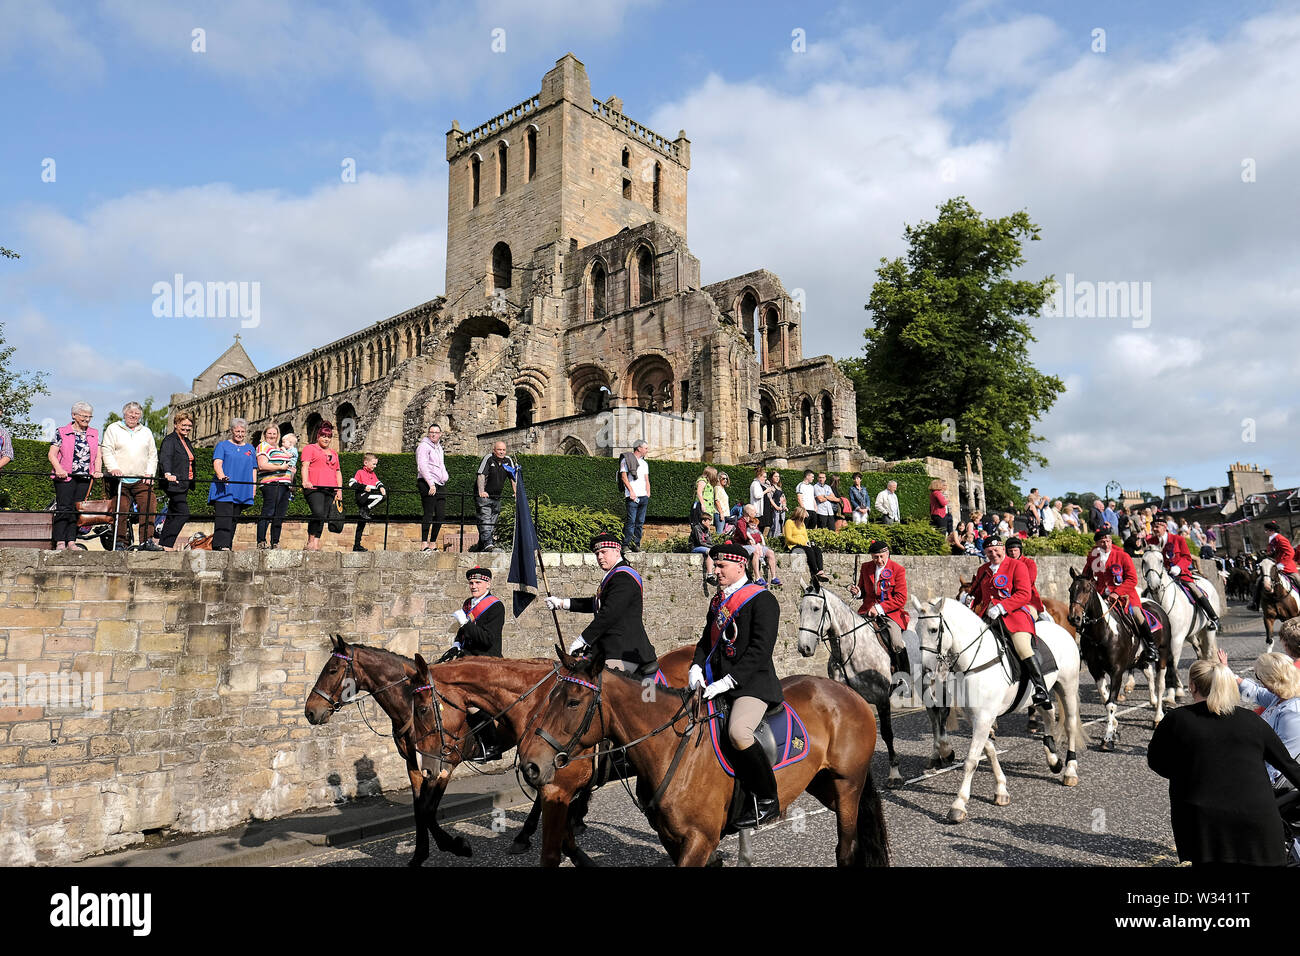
[703,675,736,700]
[545,595,570,611]
[567,636,589,655]
[1169,566,1181,576]
[688,664,706,690]
[987,604,1004,620]
[452,609,469,626]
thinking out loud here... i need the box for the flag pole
[535,547,567,646]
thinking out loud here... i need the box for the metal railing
[0,469,532,553]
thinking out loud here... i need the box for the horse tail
[1050,684,1091,747]
[855,772,890,867]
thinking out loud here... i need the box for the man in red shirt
[1152,516,1219,629]
[1250,520,1300,611]
[849,540,909,662]
[964,536,1052,708]
[1082,530,1159,664]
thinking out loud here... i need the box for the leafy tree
[841,197,1064,506]
[104,396,171,444]
[1,247,19,259]
[0,321,50,439]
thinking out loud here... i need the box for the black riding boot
[468,712,503,763]
[1021,655,1053,709]
[1136,617,1159,665]
[1193,591,1220,630]
[731,743,779,829]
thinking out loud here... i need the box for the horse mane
[350,643,417,669]
[569,664,694,702]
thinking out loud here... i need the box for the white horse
[909,596,1085,823]
[796,583,927,788]
[1138,547,1220,700]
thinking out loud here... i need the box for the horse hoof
[947,808,967,824]
[706,851,725,867]
[506,839,530,856]
[407,854,427,868]
[886,775,905,790]
[1048,759,1063,775]
[1116,694,1126,703]
[452,837,472,858]
[924,758,940,772]
[1101,738,1115,752]
[1063,774,1079,787]
[994,793,1010,807]
[570,821,587,837]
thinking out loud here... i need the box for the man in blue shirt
[1102,500,1119,535]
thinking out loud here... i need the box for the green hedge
[0,438,934,523]
[1020,529,1096,557]
[806,521,948,556]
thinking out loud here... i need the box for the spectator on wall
[158,411,197,551]
[749,466,767,531]
[416,424,449,552]
[101,400,161,550]
[874,479,900,524]
[48,401,102,550]
[256,424,294,549]
[795,470,817,529]
[0,402,13,472]
[766,471,787,542]
[849,472,871,525]
[929,478,950,534]
[713,471,732,532]
[209,418,257,551]
[814,471,836,530]
[620,439,650,552]
[1041,498,1058,534]
[349,453,386,552]
[301,422,343,552]
[474,440,516,553]
[692,465,717,529]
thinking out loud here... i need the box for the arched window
[760,393,775,445]
[217,372,245,389]
[800,398,812,445]
[739,292,758,351]
[497,142,508,194]
[764,306,781,369]
[492,242,512,291]
[515,389,534,428]
[629,356,673,413]
[637,246,654,305]
[589,261,607,320]
[470,154,481,208]
[526,127,537,181]
[336,402,358,449]
[652,162,661,213]
[305,412,323,444]
[621,147,630,168]
[821,393,834,441]
[580,387,609,414]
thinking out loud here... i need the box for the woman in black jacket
[157,412,197,550]
[1148,658,1300,865]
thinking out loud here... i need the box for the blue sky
[3,0,1298,498]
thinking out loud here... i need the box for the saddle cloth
[707,698,809,777]
[994,626,1059,716]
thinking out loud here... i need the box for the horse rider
[1002,536,1045,618]
[1250,520,1300,611]
[546,532,661,677]
[964,536,1053,708]
[436,565,506,761]
[689,541,784,828]
[1082,530,1159,665]
[438,565,505,661]
[1150,515,1220,629]
[848,539,910,670]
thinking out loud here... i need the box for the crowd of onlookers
[944,488,1218,558]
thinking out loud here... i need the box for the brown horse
[304,636,598,866]
[405,644,698,867]
[1258,558,1300,651]
[514,650,889,867]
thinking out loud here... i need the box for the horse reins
[798,590,880,685]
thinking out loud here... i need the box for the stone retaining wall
[0,550,1221,864]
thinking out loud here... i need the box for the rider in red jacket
[965,537,1052,708]
[1250,520,1300,611]
[1082,531,1159,664]
[1151,516,1219,629]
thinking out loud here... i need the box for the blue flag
[507,462,538,617]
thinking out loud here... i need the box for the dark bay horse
[1258,558,1300,651]
[406,644,700,867]
[1067,569,1173,750]
[304,636,600,866]
[515,650,890,867]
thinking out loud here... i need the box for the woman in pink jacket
[47,401,103,549]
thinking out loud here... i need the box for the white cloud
[648,10,1300,493]
[0,0,105,79]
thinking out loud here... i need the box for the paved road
[279,605,1272,867]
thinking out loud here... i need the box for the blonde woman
[1148,658,1300,865]
[693,465,717,527]
[713,471,731,534]
[1231,651,1300,787]
[929,478,950,534]
[256,424,294,549]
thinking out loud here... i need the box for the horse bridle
[310,651,412,729]
[913,605,1001,679]
[797,589,879,683]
